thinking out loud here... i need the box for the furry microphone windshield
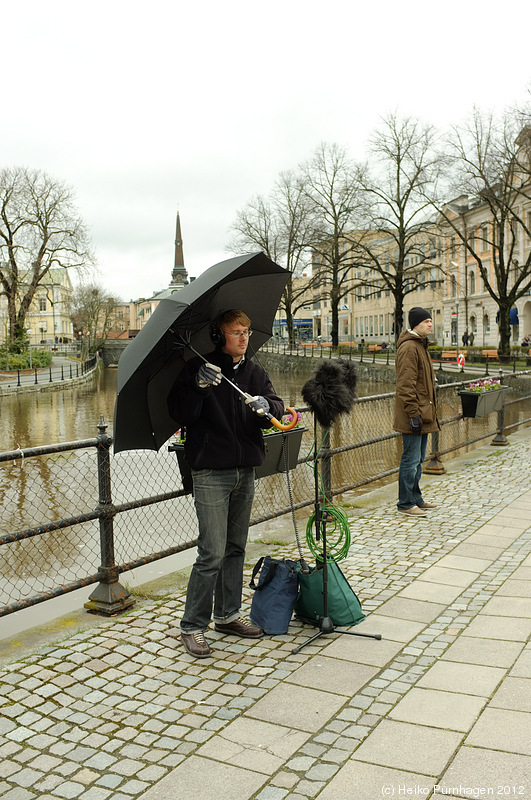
[301,359,357,429]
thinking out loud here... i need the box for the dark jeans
[397,433,428,510]
[180,467,255,634]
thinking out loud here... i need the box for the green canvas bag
[295,559,365,627]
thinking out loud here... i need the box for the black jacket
[167,349,284,470]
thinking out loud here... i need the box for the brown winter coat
[393,330,439,434]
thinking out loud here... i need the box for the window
[469,270,476,294]
[451,276,457,297]
[450,237,456,259]
[39,298,46,312]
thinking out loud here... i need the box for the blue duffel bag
[249,556,299,634]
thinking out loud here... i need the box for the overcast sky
[2,0,529,301]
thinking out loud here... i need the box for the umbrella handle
[268,407,299,431]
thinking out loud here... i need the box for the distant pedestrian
[462,331,469,346]
[469,331,475,346]
[393,307,439,517]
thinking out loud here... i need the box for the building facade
[306,196,531,348]
[0,268,75,347]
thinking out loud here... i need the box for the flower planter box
[169,426,306,488]
[255,427,306,479]
[458,386,508,418]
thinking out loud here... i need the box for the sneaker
[181,631,211,658]
[214,617,264,638]
[398,506,427,516]
[418,502,437,509]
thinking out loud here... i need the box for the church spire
[170,211,188,288]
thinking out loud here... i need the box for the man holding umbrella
[168,309,284,658]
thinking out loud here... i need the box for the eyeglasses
[224,329,253,339]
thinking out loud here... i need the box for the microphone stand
[291,418,381,654]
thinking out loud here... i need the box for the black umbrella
[113,252,292,453]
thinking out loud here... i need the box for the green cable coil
[305,499,351,562]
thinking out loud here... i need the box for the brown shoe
[398,506,427,516]
[418,502,437,509]
[214,617,264,638]
[181,631,211,658]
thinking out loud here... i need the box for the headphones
[209,323,225,347]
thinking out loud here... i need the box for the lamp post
[455,300,460,368]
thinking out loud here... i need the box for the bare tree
[71,283,122,355]
[229,170,315,344]
[354,114,444,342]
[0,167,93,348]
[435,108,531,357]
[301,142,363,347]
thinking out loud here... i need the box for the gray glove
[196,362,222,389]
[245,395,270,416]
[409,415,422,435]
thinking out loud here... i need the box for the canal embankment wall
[0,357,103,396]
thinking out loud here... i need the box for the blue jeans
[397,433,428,510]
[180,467,255,634]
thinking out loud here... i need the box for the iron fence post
[424,385,445,473]
[84,416,135,615]
[491,368,508,446]
[424,430,446,473]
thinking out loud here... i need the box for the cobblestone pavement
[1,430,531,799]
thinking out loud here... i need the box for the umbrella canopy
[113,252,290,453]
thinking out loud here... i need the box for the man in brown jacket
[393,307,439,516]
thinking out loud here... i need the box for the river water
[0,364,394,450]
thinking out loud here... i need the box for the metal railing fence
[262,340,531,373]
[0,355,98,389]
[1,370,530,618]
